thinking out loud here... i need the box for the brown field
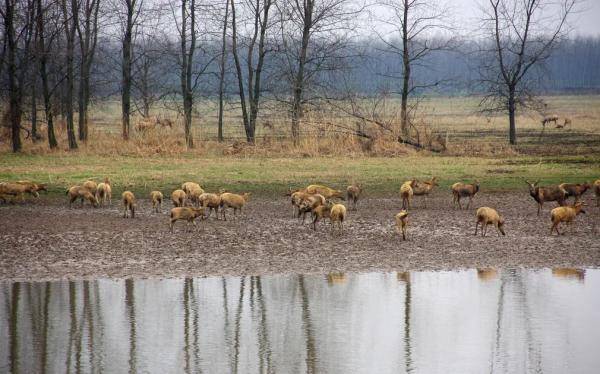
[3,95,600,157]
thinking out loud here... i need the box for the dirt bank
[0,192,598,281]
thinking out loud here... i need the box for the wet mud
[0,192,598,281]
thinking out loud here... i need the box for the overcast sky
[452,0,600,37]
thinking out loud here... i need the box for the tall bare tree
[479,0,577,144]
[217,0,229,142]
[376,0,455,137]
[60,0,79,149]
[35,0,58,148]
[76,0,100,142]
[278,0,360,145]
[118,0,142,140]
[230,0,274,144]
[2,0,36,152]
[178,0,196,148]
[2,0,22,152]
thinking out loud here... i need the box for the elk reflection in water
[1,268,599,374]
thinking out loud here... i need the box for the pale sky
[366,0,600,38]
[453,0,600,37]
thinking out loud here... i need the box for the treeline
[1,0,597,151]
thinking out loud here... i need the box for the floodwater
[1,269,599,374]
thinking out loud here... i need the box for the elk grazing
[330,203,347,234]
[541,114,559,127]
[525,180,566,215]
[451,181,480,209]
[395,210,409,240]
[170,207,205,232]
[66,186,98,208]
[474,207,506,237]
[556,117,572,128]
[150,191,164,213]
[550,202,586,235]
[122,191,136,218]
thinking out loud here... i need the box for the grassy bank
[1,153,598,197]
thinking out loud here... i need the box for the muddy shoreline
[0,192,598,281]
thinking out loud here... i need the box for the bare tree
[178,0,196,148]
[376,0,456,137]
[479,0,578,145]
[131,31,171,118]
[230,0,274,144]
[277,0,361,145]
[76,0,100,142]
[217,0,229,142]
[2,0,21,152]
[60,0,79,149]
[35,0,58,148]
[118,0,143,140]
[2,0,36,152]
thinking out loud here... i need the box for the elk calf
[220,192,251,220]
[96,178,112,206]
[474,207,505,237]
[150,191,163,213]
[67,186,98,208]
[311,202,333,231]
[122,191,136,218]
[330,203,346,234]
[171,189,187,207]
[346,184,362,211]
[550,202,586,235]
[170,207,205,232]
[199,192,222,219]
[400,180,416,210]
[395,210,409,240]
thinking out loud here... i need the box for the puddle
[1,268,599,373]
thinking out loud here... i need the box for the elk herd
[0,176,598,238]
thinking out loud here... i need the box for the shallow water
[0,268,599,374]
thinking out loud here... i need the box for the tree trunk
[121,1,134,140]
[180,0,195,148]
[400,0,410,136]
[508,87,516,145]
[31,77,38,141]
[62,0,78,149]
[230,0,251,143]
[217,0,229,142]
[291,0,313,146]
[4,0,22,152]
[36,0,57,148]
[77,0,100,142]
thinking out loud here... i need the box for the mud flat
[0,192,598,281]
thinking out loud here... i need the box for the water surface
[1,268,599,374]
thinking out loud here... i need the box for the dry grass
[1,95,599,158]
